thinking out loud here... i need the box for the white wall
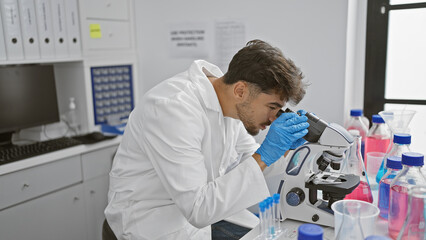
[133,0,365,125]
[132,0,368,211]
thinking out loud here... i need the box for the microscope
[276,109,360,227]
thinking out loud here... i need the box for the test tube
[273,193,282,234]
[266,197,274,239]
[259,201,266,240]
[267,197,275,237]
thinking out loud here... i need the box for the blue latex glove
[256,112,309,166]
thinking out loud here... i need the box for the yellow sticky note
[90,24,102,38]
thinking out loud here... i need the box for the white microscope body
[276,110,359,227]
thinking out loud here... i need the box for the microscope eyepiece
[277,108,328,143]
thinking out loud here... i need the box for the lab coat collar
[189,60,224,113]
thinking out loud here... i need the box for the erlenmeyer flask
[344,131,374,203]
[376,110,416,182]
[397,185,426,240]
[335,201,365,240]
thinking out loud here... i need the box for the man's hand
[255,112,309,167]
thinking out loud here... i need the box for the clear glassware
[346,109,369,158]
[343,133,373,203]
[335,201,365,240]
[378,156,402,219]
[365,115,391,166]
[375,109,416,181]
[375,133,411,183]
[397,185,426,240]
[389,152,426,239]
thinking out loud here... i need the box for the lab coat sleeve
[140,97,270,229]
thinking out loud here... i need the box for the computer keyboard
[0,137,83,165]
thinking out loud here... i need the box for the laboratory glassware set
[257,109,426,239]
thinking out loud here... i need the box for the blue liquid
[378,180,391,219]
[376,160,385,183]
[361,141,365,160]
[379,175,399,220]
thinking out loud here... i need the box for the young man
[104,39,309,240]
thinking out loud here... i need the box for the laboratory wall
[133,0,367,126]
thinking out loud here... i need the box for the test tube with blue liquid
[267,197,275,237]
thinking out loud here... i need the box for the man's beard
[236,101,260,136]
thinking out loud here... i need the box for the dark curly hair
[223,39,307,105]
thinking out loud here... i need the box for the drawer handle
[21,183,30,190]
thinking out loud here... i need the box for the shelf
[0,57,84,66]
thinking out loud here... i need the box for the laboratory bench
[0,136,121,240]
[241,190,390,239]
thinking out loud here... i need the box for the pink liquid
[389,185,425,239]
[365,136,390,167]
[344,181,373,203]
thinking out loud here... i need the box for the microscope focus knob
[286,188,305,206]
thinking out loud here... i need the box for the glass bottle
[66,97,79,134]
[298,223,323,240]
[388,152,426,239]
[378,156,402,219]
[343,132,373,203]
[375,133,411,183]
[346,109,369,158]
[335,201,365,240]
[397,185,426,240]
[365,115,391,166]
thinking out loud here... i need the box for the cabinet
[0,143,118,240]
[0,184,87,240]
[84,174,110,240]
[82,145,116,240]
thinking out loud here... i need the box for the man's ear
[233,81,249,102]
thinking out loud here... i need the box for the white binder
[64,0,81,58]
[50,0,68,58]
[0,0,24,60]
[18,0,40,59]
[34,0,54,58]
[0,15,7,60]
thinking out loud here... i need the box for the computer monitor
[0,65,60,145]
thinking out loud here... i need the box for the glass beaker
[343,133,373,203]
[334,201,365,240]
[376,109,416,182]
[397,185,426,240]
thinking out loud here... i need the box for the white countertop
[0,136,122,176]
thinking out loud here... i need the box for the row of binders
[0,0,82,61]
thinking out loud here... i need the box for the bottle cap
[267,197,273,207]
[259,201,266,212]
[372,114,385,123]
[350,109,363,117]
[394,133,411,144]
[273,193,280,203]
[297,223,323,240]
[387,156,402,170]
[402,152,424,166]
[365,235,391,240]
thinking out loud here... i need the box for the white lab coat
[105,60,285,240]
